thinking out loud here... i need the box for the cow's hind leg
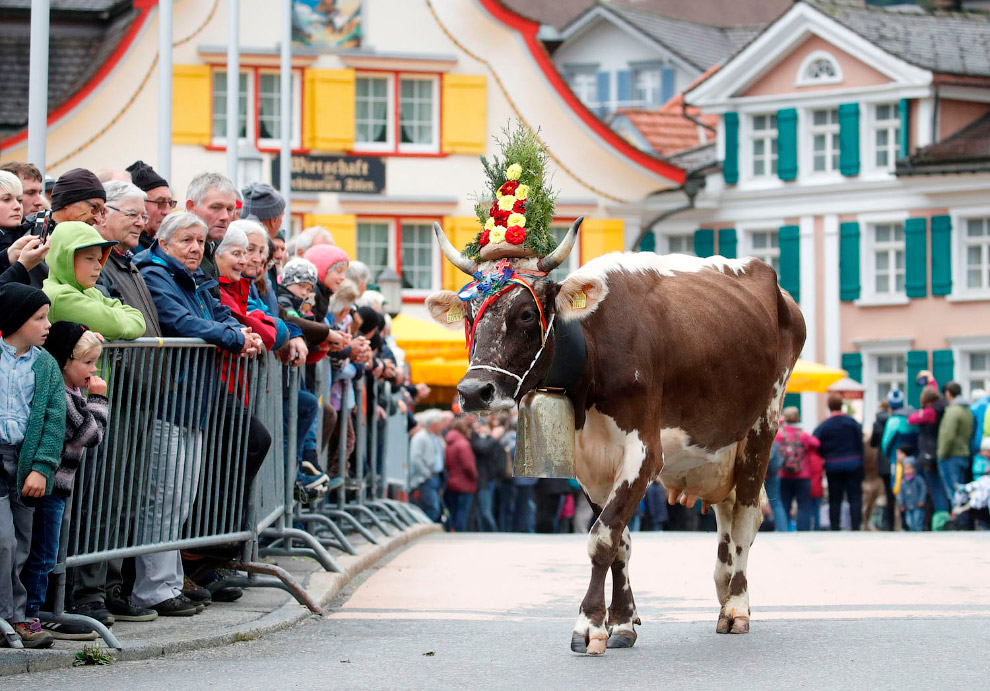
[605,526,640,648]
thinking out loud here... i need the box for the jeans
[285,389,319,463]
[764,471,789,531]
[810,497,822,530]
[414,475,442,523]
[921,468,949,513]
[446,491,473,532]
[779,477,812,531]
[879,473,895,531]
[938,456,970,506]
[474,481,497,532]
[512,483,535,533]
[21,493,65,617]
[903,507,925,531]
[495,480,515,532]
[825,468,863,531]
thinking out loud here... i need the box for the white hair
[216,226,249,257]
[0,170,23,197]
[287,226,334,257]
[158,211,207,243]
[346,260,371,285]
[186,172,235,206]
[103,180,146,207]
[356,289,386,312]
[228,218,267,241]
[417,408,445,428]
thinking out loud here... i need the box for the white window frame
[855,338,911,422]
[749,113,778,179]
[808,107,840,176]
[662,232,695,256]
[947,206,990,303]
[399,218,441,296]
[632,66,662,107]
[795,50,844,87]
[870,102,900,173]
[857,213,908,306]
[356,218,396,282]
[397,74,440,153]
[256,69,303,150]
[566,65,600,109]
[948,336,990,399]
[739,221,783,274]
[211,70,253,146]
[354,72,395,153]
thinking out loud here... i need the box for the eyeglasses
[82,200,106,217]
[147,198,177,210]
[107,205,150,222]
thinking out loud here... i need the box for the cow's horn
[538,217,582,273]
[434,222,476,276]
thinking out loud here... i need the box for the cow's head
[427,217,607,413]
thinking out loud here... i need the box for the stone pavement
[0,522,440,677]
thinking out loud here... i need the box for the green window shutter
[723,112,739,185]
[640,230,656,252]
[932,349,954,388]
[839,222,861,302]
[842,352,863,384]
[907,350,929,409]
[694,228,714,258]
[782,392,802,415]
[931,215,952,296]
[898,98,910,160]
[777,108,798,181]
[904,217,927,298]
[718,228,737,258]
[778,224,800,303]
[838,103,860,176]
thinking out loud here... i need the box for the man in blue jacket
[813,393,865,530]
[132,212,269,615]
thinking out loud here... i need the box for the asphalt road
[23,531,990,690]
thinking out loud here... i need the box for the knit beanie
[303,244,350,282]
[125,160,169,192]
[887,389,905,409]
[281,258,319,288]
[50,168,106,211]
[43,321,87,370]
[0,283,51,338]
[241,182,285,221]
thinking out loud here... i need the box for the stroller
[951,475,990,530]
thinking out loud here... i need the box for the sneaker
[39,619,99,641]
[150,596,198,617]
[300,459,327,477]
[69,601,114,628]
[13,619,55,649]
[175,593,206,614]
[106,594,159,622]
[182,577,212,606]
[297,467,329,490]
[198,569,245,603]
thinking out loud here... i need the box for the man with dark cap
[240,182,285,239]
[126,161,174,251]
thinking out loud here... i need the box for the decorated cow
[427,125,806,655]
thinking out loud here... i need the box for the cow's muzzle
[457,379,497,413]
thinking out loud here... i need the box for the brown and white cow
[427,219,805,655]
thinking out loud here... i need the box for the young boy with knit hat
[0,284,66,649]
[20,322,111,640]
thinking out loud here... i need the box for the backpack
[779,427,807,475]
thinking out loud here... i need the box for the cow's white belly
[657,428,737,500]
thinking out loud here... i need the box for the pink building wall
[938,99,990,140]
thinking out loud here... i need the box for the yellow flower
[489,226,507,244]
[497,195,517,211]
[507,213,526,228]
[515,184,530,200]
[484,217,495,231]
[506,163,522,180]
[496,188,503,199]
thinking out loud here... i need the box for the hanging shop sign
[273,153,385,194]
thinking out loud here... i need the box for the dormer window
[795,50,843,87]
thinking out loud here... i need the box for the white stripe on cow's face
[571,251,753,286]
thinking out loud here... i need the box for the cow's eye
[520,309,536,322]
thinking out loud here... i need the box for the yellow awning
[786,359,847,393]
[408,356,469,388]
[392,314,468,386]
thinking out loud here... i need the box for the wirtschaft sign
[273,154,385,194]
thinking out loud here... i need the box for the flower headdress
[463,122,558,263]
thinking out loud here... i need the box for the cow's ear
[426,290,466,328]
[556,275,608,321]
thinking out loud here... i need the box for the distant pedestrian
[775,407,819,531]
[896,452,927,532]
[813,393,864,531]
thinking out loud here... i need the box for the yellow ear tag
[571,290,587,310]
[447,304,465,323]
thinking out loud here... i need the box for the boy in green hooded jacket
[42,222,146,341]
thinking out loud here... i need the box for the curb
[1,523,441,677]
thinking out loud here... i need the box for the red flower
[480,229,491,246]
[489,202,498,217]
[499,180,520,196]
[512,199,526,214]
[494,209,511,225]
[505,225,526,245]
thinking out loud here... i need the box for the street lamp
[376,266,402,317]
[237,140,263,188]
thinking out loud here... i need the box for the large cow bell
[514,390,576,478]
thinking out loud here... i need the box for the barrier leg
[0,617,23,648]
[343,503,395,537]
[325,508,379,544]
[261,525,342,573]
[295,511,359,555]
[364,499,406,531]
[38,611,122,650]
[222,561,325,615]
[381,498,428,525]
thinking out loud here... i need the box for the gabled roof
[503,0,794,30]
[614,94,717,157]
[804,0,990,77]
[897,111,990,175]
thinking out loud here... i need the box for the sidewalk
[0,522,441,677]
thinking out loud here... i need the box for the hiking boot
[69,600,114,628]
[149,596,198,617]
[175,593,206,614]
[13,619,55,648]
[106,594,159,622]
[182,577,212,606]
[39,619,98,641]
[198,569,244,603]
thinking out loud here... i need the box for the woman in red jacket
[444,416,478,532]
[215,225,277,349]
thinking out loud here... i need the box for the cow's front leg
[606,526,640,648]
[571,534,611,655]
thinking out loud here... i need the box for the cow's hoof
[716,613,750,634]
[586,635,607,655]
[730,615,750,634]
[570,634,587,653]
[606,630,637,648]
[570,633,608,655]
[716,614,731,634]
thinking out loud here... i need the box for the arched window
[795,50,843,86]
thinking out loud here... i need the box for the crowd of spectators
[0,160,418,649]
